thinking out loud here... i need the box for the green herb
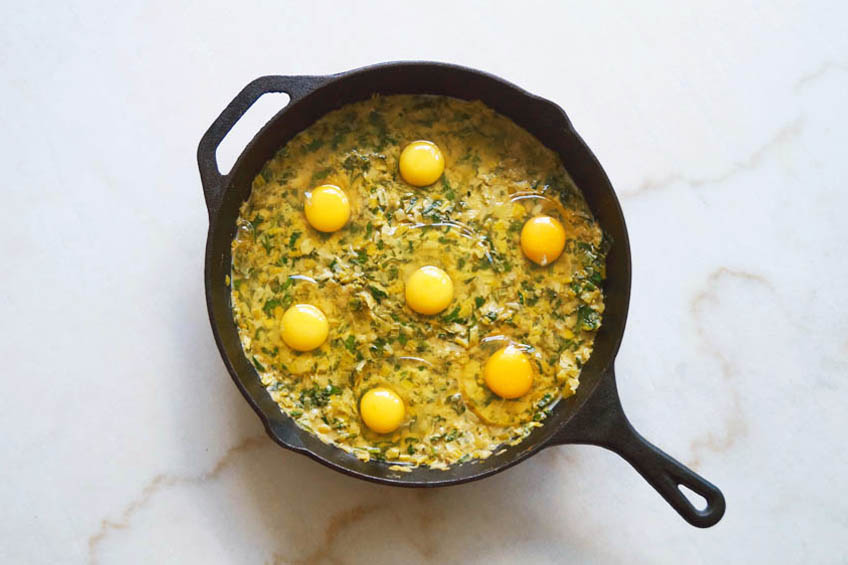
[262,298,284,317]
[444,429,459,442]
[442,177,455,200]
[368,285,388,303]
[299,384,342,407]
[397,333,408,346]
[343,152,371,172]
[577,304,601,331]
[304,138,324,152]
[311,167,333,182]
[473,257,492,271]
[536,393,554,410]
[349,298,363,312]
[421,199,443,217]
[441,305,463,324]
[404,196,418,213]
[447,393,466,415]
[270,276,294,293]
[365,221,373,238]
[475,296,485,308]
[344,335,356,353]
[290,410,303,418]
[288,231,301,249]
[251,356,266,372]
[589,270,603,286]
[508,219,523,233]
[352,249,368,264]
[259,234,273,255]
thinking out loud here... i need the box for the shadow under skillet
[218,381,613,563]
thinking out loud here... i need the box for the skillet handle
[551,367,726,528]
[197,74,330,221]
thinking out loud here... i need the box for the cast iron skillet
[198,62,725,527]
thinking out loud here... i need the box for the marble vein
[273,504,385,565]
[86,435,271,565]
[621,117,804,198]
[793,60,848,91]
[686,268,773,468]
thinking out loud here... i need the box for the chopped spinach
[577,304,601,331]
[441,305,463,324]
[368,285,388,303]
[299,384,342,407]
[288,231,301,249]
[344,335,356,353]
[304,138,324,152]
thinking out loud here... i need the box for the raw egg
[399,140,444,186]
[484,344,534,399]
[520,215,566,266]
[405,265,454,315]
[360,387,405,433]
[304,184,350,232]
[281,304,329,352]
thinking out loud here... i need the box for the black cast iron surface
[197,62,726,527]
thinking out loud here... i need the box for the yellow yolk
[304,184,351,232]
[281,304,329,352]
[398,140,445,186]
[520,215,566,266]
[484,344,534,399]
[405,265,454,315]
[360,387,405,434]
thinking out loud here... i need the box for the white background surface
[2,1,847,563]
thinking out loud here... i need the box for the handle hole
[678,483,708,511]
[215,92,291,176]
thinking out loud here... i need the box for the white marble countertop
[2,2,847,563]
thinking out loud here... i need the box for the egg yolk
[398,140,445,186]
[360,387,405,434]
[281,304,329,352]
[520,215,566,266]
[304,184,351,232]
[405,265,454,315]
[484,344,534,399]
